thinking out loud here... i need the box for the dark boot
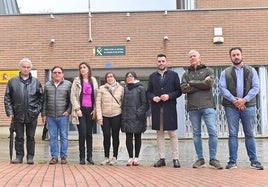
[87,157,94,165]
[12,158,23,164]
[154,158,166,167]
[80,158,85,165]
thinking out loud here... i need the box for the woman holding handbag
[96,71,124,165]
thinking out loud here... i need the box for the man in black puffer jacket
[4,58,43,164]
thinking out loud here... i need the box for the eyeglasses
[127,75,134,78]
[53,72,62,74]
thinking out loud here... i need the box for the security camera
[50,39,55,43]
[50,13,55,19]
[163,36,168,40]
[126,37,131,41]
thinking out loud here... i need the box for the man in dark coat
[147,54,182,168]
[4,57,43,164]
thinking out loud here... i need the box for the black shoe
[154,158,166,167]
[27,158,34,165]
[173,159,181,168]
[12,158,23,164]
[80,159,85,165]
[87,157,94,165]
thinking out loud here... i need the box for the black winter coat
[4,73,43,123]
[121,82,148,133]
[147,70,182,130]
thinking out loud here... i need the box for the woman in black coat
[121,71,148,166]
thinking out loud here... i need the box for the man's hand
[160,94,169,101]
[233,98,247,111]
[153,96,161,103]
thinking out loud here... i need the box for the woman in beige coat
[96,71,124,165]
[70,62,98,165]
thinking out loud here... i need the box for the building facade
[1,1,268,137]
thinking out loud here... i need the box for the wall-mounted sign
[95,46,126,56]
[0,70,37,84]
[0,70,19,84]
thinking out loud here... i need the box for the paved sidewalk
[0,162,268,187]
[0,133,268,186]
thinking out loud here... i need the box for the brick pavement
[0,162,268,187]
[0,132,268,186]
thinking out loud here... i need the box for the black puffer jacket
[4,73,44,123]
[121,82,148,133]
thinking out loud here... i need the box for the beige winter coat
[96,82,124,120]
[70,76,98,125]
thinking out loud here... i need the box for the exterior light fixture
[213,27,224,44]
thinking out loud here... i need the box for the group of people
[3,59,148,167]
[4,46,264,170]
[180,47,263,170]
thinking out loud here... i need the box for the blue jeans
[224,106,258,163]
[47,116,69,158]
[189,108,218,159]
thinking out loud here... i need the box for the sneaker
[61,157,67,164]
[193,158,205,168]
[109,157,117,165]
[49,157,58,165]
[225,161,237,169]
[209,159,223,169]
[100,157,110,165]
[250,161,264,170]
[126,158,133,166]
[133,158,140,166]
[154,158,166,167]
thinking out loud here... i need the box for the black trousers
[77,107,94,160]
[101,115,121,158]
[14,119,37,160]
[126,133,142,158]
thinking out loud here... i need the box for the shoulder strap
[107,88,120,105]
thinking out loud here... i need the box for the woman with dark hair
[121,71,148,166]
[96,71,124,165]
[70,62,98,165]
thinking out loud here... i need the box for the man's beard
[232,59,242,65]
[158,66,166,71]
